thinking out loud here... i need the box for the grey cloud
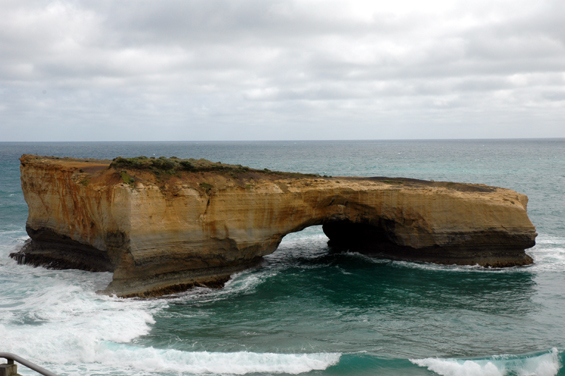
[0,0,564,141]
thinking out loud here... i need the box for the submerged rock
[11,155,537,297]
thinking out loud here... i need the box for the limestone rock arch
[14,155,536,297]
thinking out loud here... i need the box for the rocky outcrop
[12,155,537,297]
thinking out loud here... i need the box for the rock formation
[12,155,537,297]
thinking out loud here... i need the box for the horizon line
[1,136,565,143]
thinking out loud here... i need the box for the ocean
[1,139,564,376]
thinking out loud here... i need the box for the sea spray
[95,346,341,375]
[0,259,165,365]
[410,348,561,376]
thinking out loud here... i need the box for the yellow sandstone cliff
[13,155,537,297]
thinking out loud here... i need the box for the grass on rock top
[109,156,323,178]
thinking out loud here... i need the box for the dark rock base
[328,242,534,267]
[103,257,263,298]
[323,220,534,267]
[10,227,115,272]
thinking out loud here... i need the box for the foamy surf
[526,235,565,272]
[1,292,163,363]
[168,269,279,303]
[410,348,561,376]
[95,345,341,375]
[1,244,167,368]
[2,340,341,376]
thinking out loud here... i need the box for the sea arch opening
[275,217,404,259]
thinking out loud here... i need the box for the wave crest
[97,346,341,375]
[410,348,561,376]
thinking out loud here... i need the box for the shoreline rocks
[11,155,537,297]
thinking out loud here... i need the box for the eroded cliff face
[13,155,537,297]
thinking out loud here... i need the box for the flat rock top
[20,154,517,202]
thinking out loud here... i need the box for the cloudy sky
[1,0,564,141]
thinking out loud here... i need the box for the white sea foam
[411,358,503,376]
[279,225,326,243]
[391,260,502,273]
[1,288,164,363]
[535,236,565,245]
[93,346,341,375]
[411,348,561,376]
[265,227,330,268]
[276,226,329,256]
[276,237,329,256]
[528,247,565,272]
[2,323,340,376]
[168,269,278,303]
[2,321,340,376]
[0,245,166,370]
[342,251,394,265]
[525,235,565,272]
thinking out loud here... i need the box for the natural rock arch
[14,155,536,297]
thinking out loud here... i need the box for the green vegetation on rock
[120,171,135,186]
[382,179,403,185]
[109,156,322,178]
[111,156,188,173]
[199,182,214,194]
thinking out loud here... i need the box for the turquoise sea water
[1,139,565,376]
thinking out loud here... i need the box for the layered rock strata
[12,155,537,297]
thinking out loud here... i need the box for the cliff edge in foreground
[12,155,537,297]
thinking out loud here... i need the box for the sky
[1,0,564,141]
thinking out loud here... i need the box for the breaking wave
[411,348,561,376]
